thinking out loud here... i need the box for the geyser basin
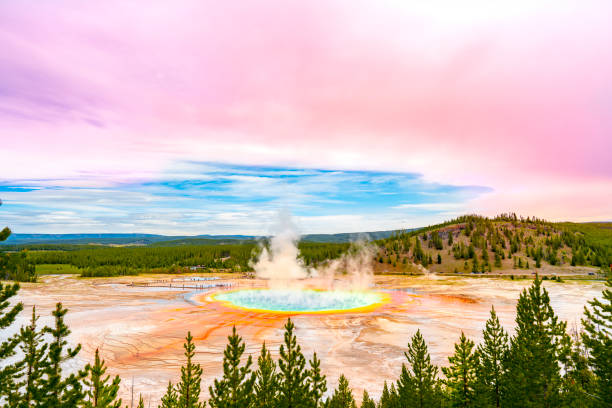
[213,288,389,314]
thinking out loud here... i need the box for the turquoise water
[215,289,384,312]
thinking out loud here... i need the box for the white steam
[251,212,313,281]
[251,212,375,290]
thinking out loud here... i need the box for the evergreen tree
[494,252,502,268]
[253,343,278,408]
[396,330,442,408]
[502,277,571,407]
[11,306,48,408]
[160,381,178,408]
[307,352,326,408]
[481,249,489,265]
[0,226,10,242]
[475,307,508,408]
[442,332,478,407]
[176,332,204,408]
[277,319,310,408]
[0,281,23,399]
[40,302,86,408]
[361,390,376,408]
[327,375,355,408]
[82,348,122,408]
[137,395,145,408]
[581,277,612,407]
[379,381,398,408]
[561,330,597,408]
[0,217,23,392]
[208,326,255,408]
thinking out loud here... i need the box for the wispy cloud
[0,163,489,234]
[0,1,610,226]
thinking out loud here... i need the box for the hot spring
[212,288,390,314]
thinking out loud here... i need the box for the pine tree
[253,342,278,408]
[494,252,502,268]
[442,332,478,407]
[0,281,23,399]
[160,381,178,408]
[0,222,23,399]
[307,352,326,408]
[177,332,204,408]
[561,330,597,408]
[10,306,48,407]
[396,329,441,408]
[475,307,508,408]
[0,226,10,242]
[40,302,86,408]
[581,277,612,407]
[327,375,356,408]
[361,390,376,408]
[379,381,399,408]
[137,394,145,408]
[277,318,310,408]
[82,348,122,408]
[502,277,571,407]
[208,326,255,408]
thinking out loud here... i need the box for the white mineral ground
[4,274,604,406]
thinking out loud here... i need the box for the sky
[0,0,611,234]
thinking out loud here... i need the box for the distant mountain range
[0,230,399,246]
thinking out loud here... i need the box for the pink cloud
[0,0,610,221]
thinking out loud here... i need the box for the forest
[0,275,610,407]
[1,215,611,282]
[0,231,349,281]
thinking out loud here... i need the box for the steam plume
[251,212,374,290]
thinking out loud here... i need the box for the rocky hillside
[374,214,612,277]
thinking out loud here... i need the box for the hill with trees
[374,214,612,278]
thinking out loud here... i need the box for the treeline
[1,239,351,280]
[1,276,610,407]
[0,227,36,282]
[26,244,257,272]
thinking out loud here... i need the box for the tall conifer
[83,348,122,408]
[327,375,356,408]
[581,277,612,406]
[277,318,310,408]
[360,390,375,408]
[502,277,571,407]
[307,352,327,408]
[40,302,86,407]
[379,381,398,408]
[253,342,278,408]
[208,326,255,408]
[11,306,48,407]
[442,332,478,407]
[0,281,23,399]
[396,329,442,408]
[475,307,508,408]
[160,381,178,408]
[176,332,203,408]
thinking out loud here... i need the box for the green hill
[374,214,612,278]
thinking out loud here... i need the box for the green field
[35,263,82,275]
